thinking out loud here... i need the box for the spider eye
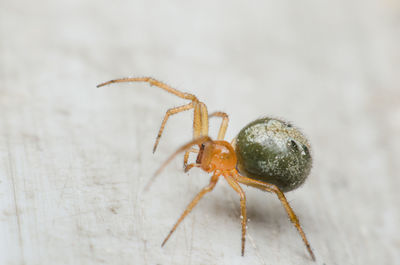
[201,143,205,148]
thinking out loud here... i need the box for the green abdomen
[235,117,312,192]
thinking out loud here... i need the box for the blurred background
[0,0,399,264]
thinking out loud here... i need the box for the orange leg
[209,112,229,140]
[193,103,202,139]
[97,77,199,102]
[199,102,209,137]
[224,174,247,256]
[161,172,220,247]
[97,77,208,150]
[232,171,316,261]
[153,102,195,153]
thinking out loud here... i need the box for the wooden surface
[1,0,399,264]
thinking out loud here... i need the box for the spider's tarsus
[310,250,316,262]
[96,82,107,88]
[97,79,119,88]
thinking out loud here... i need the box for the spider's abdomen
[235,117,312,192]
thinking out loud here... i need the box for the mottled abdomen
[235,117,312,192]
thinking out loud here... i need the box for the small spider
[97,77,315,261]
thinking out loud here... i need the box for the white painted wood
[1,0,399,264]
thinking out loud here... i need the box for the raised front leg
[97,77,210,151]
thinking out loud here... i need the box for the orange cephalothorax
[196,140,237,172]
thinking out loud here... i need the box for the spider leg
[224,173,247,256]
[144,136,212,191]
[161,172,220,247]
[209,111,229,140]
[97,77,198,101]
[199,102,209,137]
[232,171,316,261]
[153,102,194,153]
[182,102,209,170]
[193,102,202,139]
[97,77,210,149]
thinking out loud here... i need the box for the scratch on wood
[139,196,149,265]
[57,174,72,208]
[187,215,195,265]
[247,233,267,265]
[7,147,26,265]
[136,123,149,265]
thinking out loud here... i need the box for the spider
[97,77,315,261]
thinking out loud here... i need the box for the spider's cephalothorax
[97,77,315,261]
[197,140,237,173]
